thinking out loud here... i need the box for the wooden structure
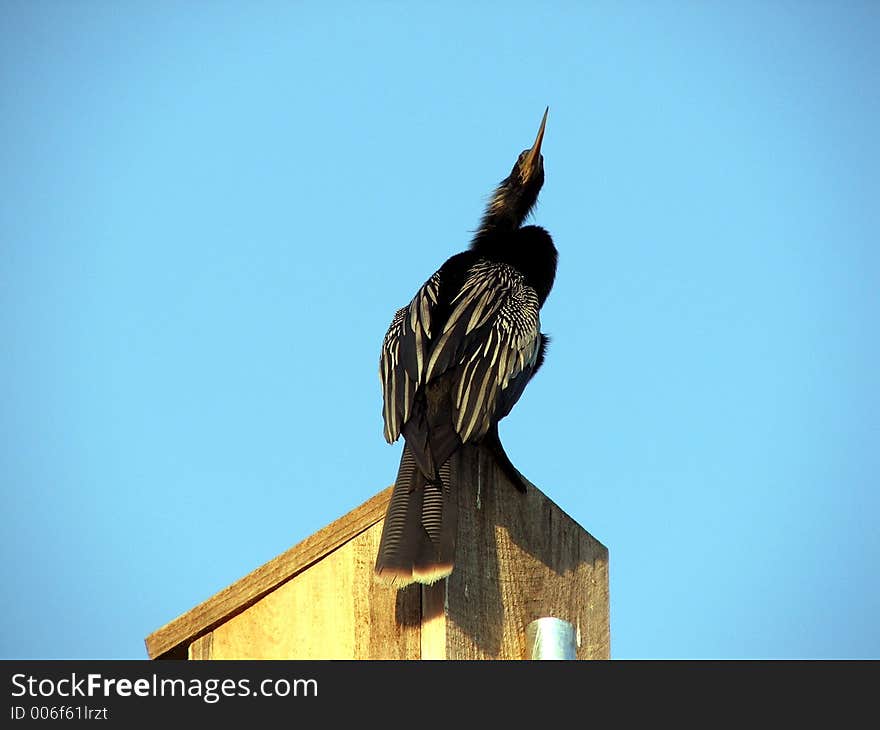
[145,445,610,660]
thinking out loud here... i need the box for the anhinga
[375,108,557,586]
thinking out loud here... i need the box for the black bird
[375,108,557,586]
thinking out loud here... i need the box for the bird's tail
[374,444,457,586]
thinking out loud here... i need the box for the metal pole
[525,617,577,660]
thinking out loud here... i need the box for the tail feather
[375,445,457,586]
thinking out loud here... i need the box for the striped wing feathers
[381,259,542,446]
[430,262,542,442]
[380,272,440,443]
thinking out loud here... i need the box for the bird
[374,108,557,586]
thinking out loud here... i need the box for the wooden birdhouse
[145,445,610,660]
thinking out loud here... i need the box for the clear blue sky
[2,1,877,660]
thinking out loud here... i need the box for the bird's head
[477,108,549,239]
[510,106,548,192]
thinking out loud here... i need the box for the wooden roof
[144,486,393,659]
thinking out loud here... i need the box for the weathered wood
[145,487,394,659]
[197,521,421,659]
[420,583,448,660]
[443,445,610,659]
[187,633,212,660]
[145,446,610,660]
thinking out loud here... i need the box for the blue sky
[2,1,877,659]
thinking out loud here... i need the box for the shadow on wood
[144,445,609,660]
[442,444,609,659]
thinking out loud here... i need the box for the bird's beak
[521,107,548,182]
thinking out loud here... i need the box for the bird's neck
[472,208,522,249]
[472,175,537,248]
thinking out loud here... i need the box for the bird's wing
[423,260,543,443]
[380,271,441,443]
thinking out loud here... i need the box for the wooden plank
[145,486,394,659]
[363,526,422,659]
[188,632,213,660]
[444,445,610,660]
[420,582,448,660]
[206,521,421,659]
